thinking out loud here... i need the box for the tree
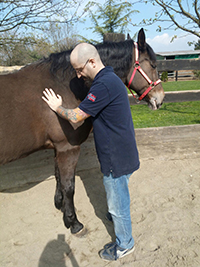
[188,39,200,50]
[0,0,89,46]
[0,24,80,66]
[137,0,200,38]
[84,0,139,42]
[0,33,52,66]
[46,22,80,52]
[194,39,200,50]
[0,0,87,65]
[0,0,87,33]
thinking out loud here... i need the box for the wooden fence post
[175,71,178,81]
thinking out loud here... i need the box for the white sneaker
[99,243,135,261]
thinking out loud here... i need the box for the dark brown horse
[0,28,165,234]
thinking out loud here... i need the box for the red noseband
[127,42,161,101]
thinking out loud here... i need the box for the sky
[76,0,199,53]
[3,0,198,53]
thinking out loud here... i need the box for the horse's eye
[150,61,157,69]
[144,58,157,69]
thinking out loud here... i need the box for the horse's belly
[0,118,46,165]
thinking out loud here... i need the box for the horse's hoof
[72,226,88,238]
[54,194,63,210]
[70,220,83,233]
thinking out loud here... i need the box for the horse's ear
[127,33,131,40]
[137,28,146,50]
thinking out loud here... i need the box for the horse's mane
[42,49,73,77]
[146,43,157,63]
[40,39,156,78]
[40,40,134,78]
[95,39,134,77]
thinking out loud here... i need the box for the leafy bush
[161,71,168,82]
[193,70,200,80]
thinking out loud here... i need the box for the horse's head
[126,28,165,110]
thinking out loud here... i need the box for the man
[42,43,140,261]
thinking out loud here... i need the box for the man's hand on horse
[42,88,62,112]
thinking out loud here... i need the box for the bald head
[70,43,101,66]
[70,42,105,79]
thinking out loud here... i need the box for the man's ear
[89,58,96,68]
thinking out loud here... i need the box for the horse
[0,28,165,234]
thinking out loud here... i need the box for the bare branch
[0,0,87,33]
[138,0,200,38]
[194,0,200,21]
[177,0,199,24]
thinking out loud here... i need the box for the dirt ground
[0,124,200,267]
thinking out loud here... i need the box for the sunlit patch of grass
[131,101,200,128]
[162,80,200,91]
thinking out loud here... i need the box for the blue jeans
[103,173,134,249]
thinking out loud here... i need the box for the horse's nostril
[157,103,162,109]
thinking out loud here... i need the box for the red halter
[127,42,161,101]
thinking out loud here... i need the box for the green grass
[131,101,200,128]
[162,80,200,91]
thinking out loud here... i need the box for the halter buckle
[135,95,141,104]
[150,82,155,90]
[134,61,140,68]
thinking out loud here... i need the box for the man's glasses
[75,59,89,75]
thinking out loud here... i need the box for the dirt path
[0,125,200,267]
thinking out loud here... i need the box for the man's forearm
[56,106,89,123]
[42,88,90,123]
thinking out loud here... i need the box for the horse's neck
[96,41,134,81]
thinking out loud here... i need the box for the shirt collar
[94,66,114,82]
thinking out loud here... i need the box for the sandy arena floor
[0,124,200,267]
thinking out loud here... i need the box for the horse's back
[0,65,91,165]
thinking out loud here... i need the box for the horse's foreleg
[55,146,83,234]
[54,159,63,210]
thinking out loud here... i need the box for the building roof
[156,50,200,56]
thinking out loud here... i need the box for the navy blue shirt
[79,66,140,177]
